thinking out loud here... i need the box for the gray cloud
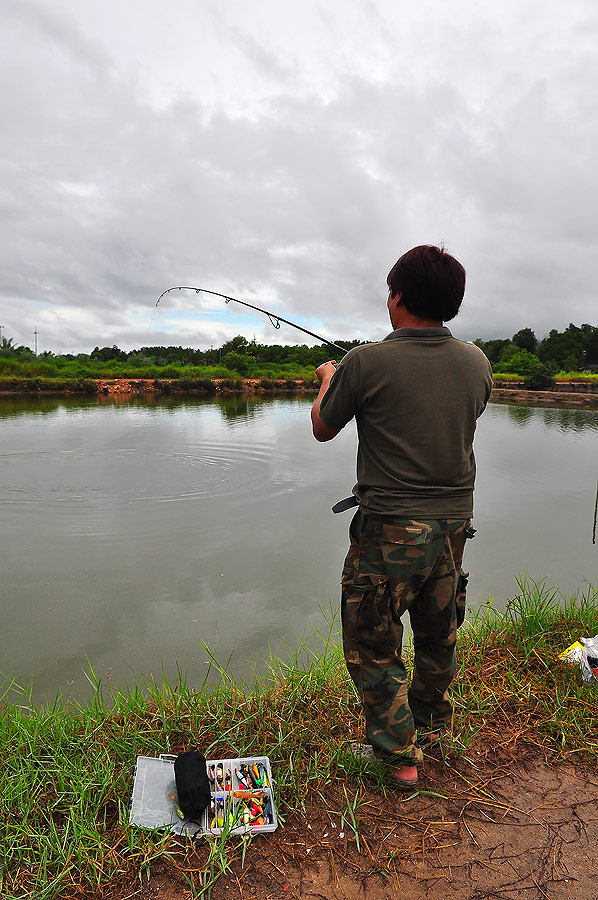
[1,0,596,353]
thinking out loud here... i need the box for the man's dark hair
[386,245,466,322]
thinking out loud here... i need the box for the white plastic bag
[559,635,598,685]
[580,635,598,684]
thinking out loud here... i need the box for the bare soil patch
[111,742,598,900]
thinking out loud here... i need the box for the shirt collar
[383,326,453,341]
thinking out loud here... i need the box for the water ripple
[0,442,296,507]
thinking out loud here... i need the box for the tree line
[474,324,598,388]
[0,334,360,376]
[1,324,597,385]
[87,335,363,375]
[0,334,361,381]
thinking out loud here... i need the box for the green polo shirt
[319,327,493,518]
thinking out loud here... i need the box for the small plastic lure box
[129,754,277,836]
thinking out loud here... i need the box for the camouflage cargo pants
[341,511,470,765]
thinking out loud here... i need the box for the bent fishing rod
[155,286,346,356]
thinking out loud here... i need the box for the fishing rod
[155,286,346,356]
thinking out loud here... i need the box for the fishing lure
[168,793,185,821]
[262,794,272,824]
[235,767,251,790]
[210,796,226,829]
[238,796,264,826]
[240,763,253,787]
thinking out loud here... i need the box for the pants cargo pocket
[342,573,391,652]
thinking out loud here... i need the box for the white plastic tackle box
[129,754,278,837]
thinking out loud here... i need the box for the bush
[221,352,250,376]
[523,360,555,390]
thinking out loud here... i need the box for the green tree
[496,344,520,366]
[221,336,250,357]
[222,351,250,376]
[126,351,156,368]
[512,328,537,354]
[0,336,34,360]
[495,348,540,376]
[537,326,582,371]
[580,325,598,366]
[473,338,513,364]
[91,345,128,362]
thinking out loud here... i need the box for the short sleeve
[319,351,361,430]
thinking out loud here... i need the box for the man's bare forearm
[311,361,340,441]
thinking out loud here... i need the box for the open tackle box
[129,754,278,837]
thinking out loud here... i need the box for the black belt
[331,495,359,514]
[332,495,477,536]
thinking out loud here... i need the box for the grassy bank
[493,371,598,383]
[0,359,320,391]
[2,356,598,396]
[2,578,597,899]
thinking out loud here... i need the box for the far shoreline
[1,376,598,408]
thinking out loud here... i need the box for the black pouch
[456,570,469,628]
[456,523,476,627]
[174,750,211,822]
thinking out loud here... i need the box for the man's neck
[392,310,443,329]
[388,292,442,329]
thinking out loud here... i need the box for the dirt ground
[113,742,598,900]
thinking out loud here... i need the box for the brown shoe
[388,764,418,791]
[417,730,442,748]
[347,744,419,789]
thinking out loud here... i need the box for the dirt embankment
[491,381,598,408]
[93,378,315,397]
[3,377,598,406]
[96,378,598,407]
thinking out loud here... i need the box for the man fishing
[311,245,493,790]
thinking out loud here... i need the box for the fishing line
[155,286,346,356]
[593,478,597,545]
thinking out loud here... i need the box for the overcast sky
[1,0,596,355]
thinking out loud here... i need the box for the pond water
[1,394,597,701]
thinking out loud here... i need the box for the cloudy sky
[1,0,596,355]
